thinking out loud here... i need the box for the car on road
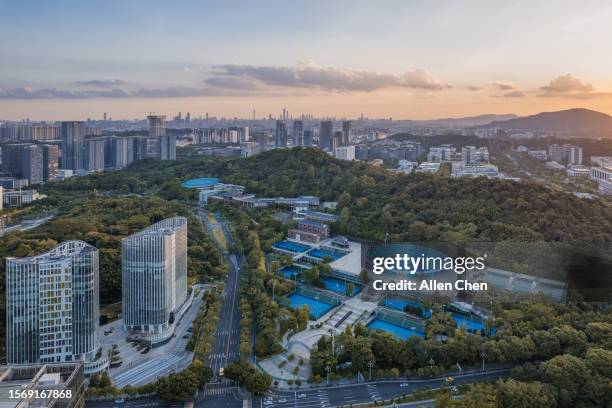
[445,376,455,383]
[219,367,225,377]
[114,398,125,404]
[399,383,410,387]
[297,393,307,399]
[263,401,273,406]
[278,398,287,403]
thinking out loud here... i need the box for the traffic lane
[86,397,181,408]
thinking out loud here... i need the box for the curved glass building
[121,217,188,340]
[5,240,99,365]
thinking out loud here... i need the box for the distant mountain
[413,113,518,127]
[479,108,612,137]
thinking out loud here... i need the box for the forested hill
[218,149,612,245]
[45,147,612,247]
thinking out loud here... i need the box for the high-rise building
[275,120,287,148]
[6,241,100,367]
[122,217,188,342]
[130,136,149,162]
[158,134,177,160]
[61,121,86,170]
[293,120,304,146]
[332,131,343,151]
[106,136,130,168]
[21,144,44,185]
[461,146,489,164]
[303,129,314,147]
[84,137,105,172]
[147,115,166,158]
[41,144,59,181]
[319,121,333,151]
[548,144,582,165]
[342,120,352,146]
[1,143,43,185]
[255,131,268,150]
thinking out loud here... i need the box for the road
[101,286,205,389]
[0,214,54,237]
[86,397,183,408]
[254,368,510,408]
[197,211,245,408]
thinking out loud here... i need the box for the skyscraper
[147,115,166,158]
[1,143,43,185]
[6,241,100,366]
[60,121,85,170]
[342,120,352,146]
[84,137,106,172]
[275,120,287,148]
[293,120,304,146]
[303,129,314,147]
[158,134,177,160]
[319,121,333,151]
[332,131,343,151]
[122,217,188,342]
[41,144,59,181]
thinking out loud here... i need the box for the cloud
[0,86,242,99]
[467,81,519,92]
[207,60,451,92]
[535,74,612,99]
[501,90,525,98]
[74,79,126,87]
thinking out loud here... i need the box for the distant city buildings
[427,144,456,162]
[333,145,356,161]
[293,120,304,146]
[461,146,489,164]
[61,121,86,171]
[342,120,352,146]
[415,162,441,173]
[147,115,166,158]
[275,120,288,148]
[5,240,104,373]
[319,120,333,151]
[548,144,582,165]
[122,217,188,344]
[527,150,547,160]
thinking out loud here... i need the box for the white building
[416,162,441,173]
[591,156,612,167]
[527,150,547,160]
[122,217,188,343]
[590,166,612,183]
[6,241,104,372]
[599,178,612,195]
[549,144,582,165]
[452,163,500,178]
[461,146,489,164]
[545,161,566,171]
[566,165,591,177]
[427,144,456,162]
[334,145,356,161]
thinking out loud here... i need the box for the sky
[2,0,612,120]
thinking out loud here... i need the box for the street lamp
[480,351,487,371]
[325,366,331,385]
[367,361,374,381]
[429,358,435,376]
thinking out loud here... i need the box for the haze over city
[2,0,612,120]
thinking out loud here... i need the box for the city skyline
[2,1,612,119]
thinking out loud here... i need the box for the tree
[541,354,590,405]
[498,380,556,408]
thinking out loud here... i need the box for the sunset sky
[2,0,612,120]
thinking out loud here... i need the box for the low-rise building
[545,161,566,171]
[599,178,612,195]
[0,362,85,408]
[2,189,42,207]
[452,163,500,178]
[415,162,441,173]
[566,165,591,177]
[527,150,547,160]
[287,219,330,244]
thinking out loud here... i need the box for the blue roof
[299,219,327,228]
[181,178,219,188]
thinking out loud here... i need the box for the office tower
[320,121,333,151]
[342,120,352,146]
[122,217,188,340]
[1,143,43,185]
[275,120,287,148]
[84,137,105,172]
[185,112,191,123]
[61,121,85,170]
[41,144,59,181]
[566,145,583,165]
[147,115,166,158]
[131,136,149,161]
[107,136,130,168]
[293,120,304,146]
[21,144,44,185]
[103,112,107,121]
[6,240,100,365]
[303,129,314,147]
[158,134,177,160]
[332,131,343,151]
[255,132,268,150]
[461,146,489,164]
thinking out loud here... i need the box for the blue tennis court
[288,293,335,320]
[280,266,301,279]
[367,319,425,341]
[273,241,312,253]
[181,177,219,188]
[383,298,432,318]
[308,248,346,260]
[322,277,360,296]
[452,314,485,332]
